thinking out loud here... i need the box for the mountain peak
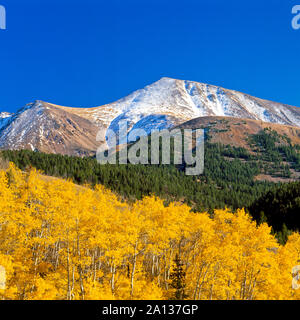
[157,76,176,81]
[1,78,300,155]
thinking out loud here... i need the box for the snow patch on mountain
[0,112,13,131]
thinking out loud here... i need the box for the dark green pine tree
[169,254,187,300]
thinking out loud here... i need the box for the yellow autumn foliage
[0,163,299,300]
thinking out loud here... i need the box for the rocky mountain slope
[0,102,100,156]
[176,116,300,149]
[1,77,300,155]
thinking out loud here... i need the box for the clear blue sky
[0,0,299,113]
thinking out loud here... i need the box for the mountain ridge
[1,77,300,155]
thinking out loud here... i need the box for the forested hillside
[2,128,300,243]
[1,143,272,212]
[249,182,300,244]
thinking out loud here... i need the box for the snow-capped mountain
[0,77,300,155]
[0,101,100,156]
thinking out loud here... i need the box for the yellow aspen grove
[0,163,299,300]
